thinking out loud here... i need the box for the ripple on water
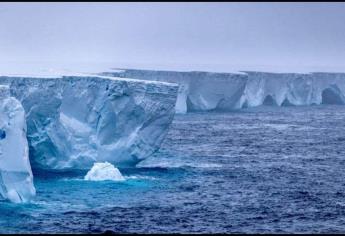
[3,105,345,233]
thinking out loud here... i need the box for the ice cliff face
[0,76,178,170]
[240,72,345,108]
[0,85,36,203]
[102,69,345,113]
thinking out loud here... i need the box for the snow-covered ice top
[102,69,345,113]
[0,85,36,203]
[84,162,125,181]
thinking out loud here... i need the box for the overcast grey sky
[1,2,345,73]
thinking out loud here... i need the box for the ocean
[2,105,345,233]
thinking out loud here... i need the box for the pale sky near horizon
[1,2,345,73]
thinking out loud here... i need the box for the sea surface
[2,105,345,233]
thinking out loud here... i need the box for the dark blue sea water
[2,105,345,233]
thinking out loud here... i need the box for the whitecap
[138,161,222,169]
[124,175,157,180]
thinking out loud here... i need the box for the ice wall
[102,69,345,113]
[240,72,345,108]
[0,85,36,203]
[0,76,178,170]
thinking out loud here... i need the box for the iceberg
[0,75,178,170]
[84,162,125,181]
[102,69,345,113]
[0,85,36,203]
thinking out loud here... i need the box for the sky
[1,2,345,74]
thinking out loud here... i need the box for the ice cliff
[102,69,345,113]
[0,75,178,171]
[0,85,36,203]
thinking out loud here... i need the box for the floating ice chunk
[84,162,125,181]
[0,85,36,203]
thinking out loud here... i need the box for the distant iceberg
[102,69,345,113]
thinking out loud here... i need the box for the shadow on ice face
[322,87,345,105]
[0,129,6,140]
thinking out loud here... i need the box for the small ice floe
[84,162,125,181]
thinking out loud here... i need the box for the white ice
[0,85,36,203]
[84,162,125,181]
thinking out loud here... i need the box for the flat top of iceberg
[0,73,178,88]
[108,62,345,74]
[108,68,345,77]
[111,67,248,75]
[94,75,178,86]
[0,62,178,87]
[1,61,345,79]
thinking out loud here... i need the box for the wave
[137,161,222,169]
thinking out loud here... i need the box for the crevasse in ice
[0,85,36,203]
